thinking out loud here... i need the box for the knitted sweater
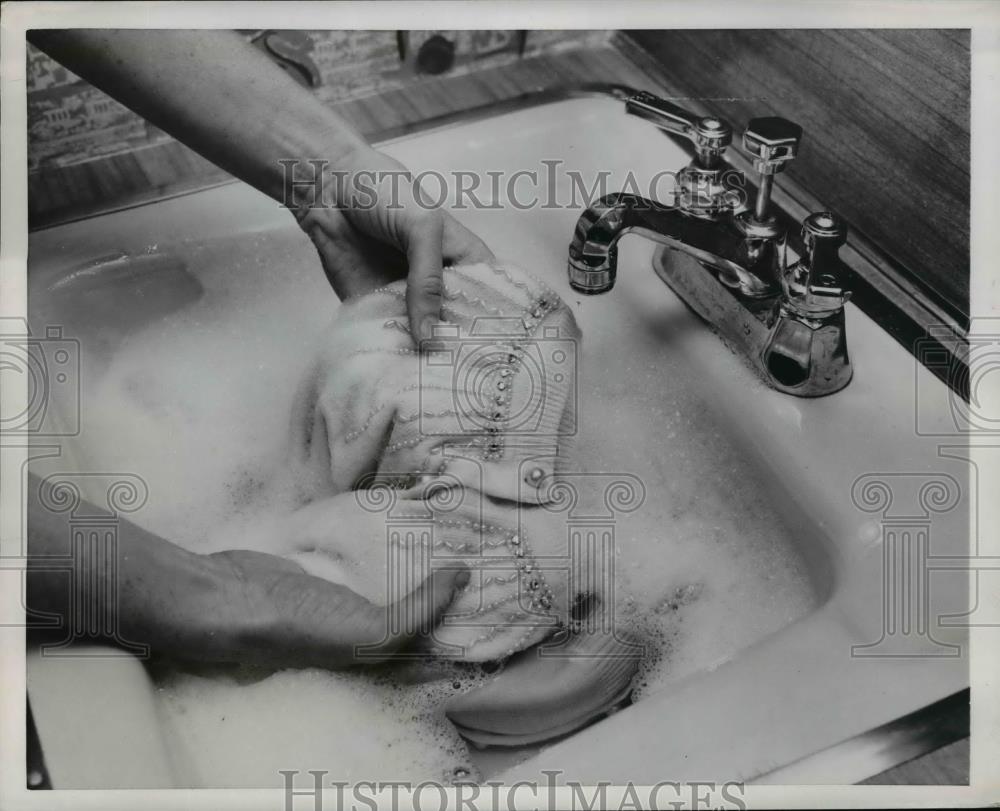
[284,262,585,661]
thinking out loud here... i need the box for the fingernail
[454,568,471,589]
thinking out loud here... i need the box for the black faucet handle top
[742,117,803,175]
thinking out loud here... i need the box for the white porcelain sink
[25,95,968,787]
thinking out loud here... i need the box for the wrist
[129,548,255,663]
[294,146,411,212]
[114,544,284,666]
[195,549,309,665]
[286,141,377,212]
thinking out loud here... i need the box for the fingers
[297,206,405,298]
[402,209,446,343]
[299,147,495,343]
[365,565,470,661]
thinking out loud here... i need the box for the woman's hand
[205,549,469,669]
[27,474,468,670]
[193,488,474,669]
[294,147,495,341]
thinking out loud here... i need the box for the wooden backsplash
[624,29,970,325]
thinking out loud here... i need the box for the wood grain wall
[624,29,970,324]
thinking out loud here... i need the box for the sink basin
[24,94,968,787]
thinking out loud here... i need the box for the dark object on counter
[416,34,457,75]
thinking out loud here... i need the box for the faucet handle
[784,212,851,314]
[742,117,803,175]
[741,117,803,221]
[626,91,733,168]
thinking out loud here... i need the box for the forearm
[27,29,369,205]
[25,474,241,660]
[25,476,466,667]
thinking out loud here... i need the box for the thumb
[368,565,470,660]
[403,209,446,344]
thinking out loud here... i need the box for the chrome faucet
[567,91,853,397]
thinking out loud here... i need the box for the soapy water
[32,228,817,785]
[148,659,495,787]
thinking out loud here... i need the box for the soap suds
[37,228,817,785]
[149,659,494,787]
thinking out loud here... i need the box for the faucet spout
[567,193,779,299]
